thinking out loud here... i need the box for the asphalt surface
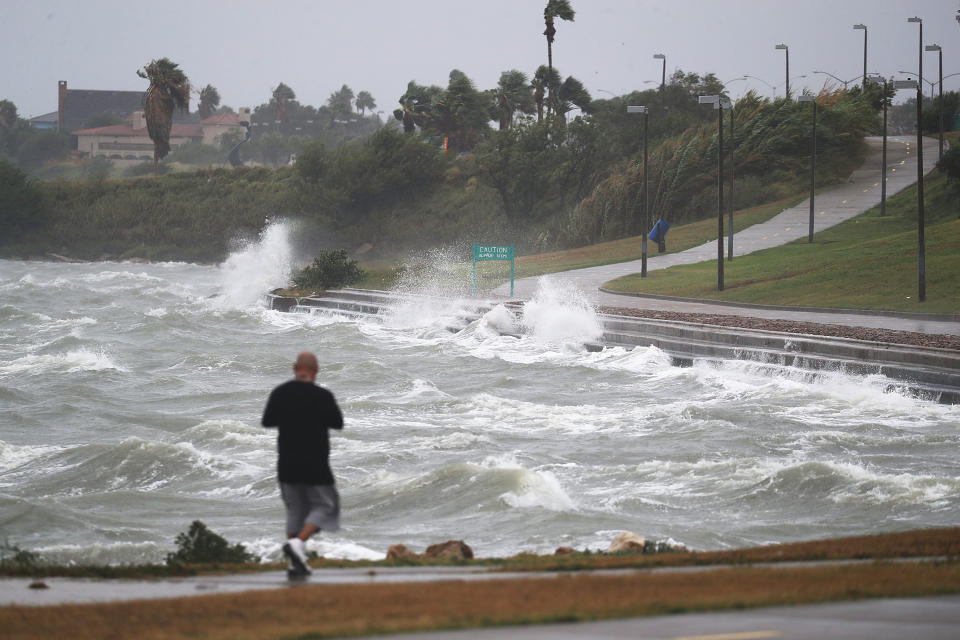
[367,594,960,640]
[495,135,959,336]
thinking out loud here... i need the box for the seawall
[264,288,960,404]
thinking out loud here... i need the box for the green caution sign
[472,244,515,297]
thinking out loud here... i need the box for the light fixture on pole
[853,24,868,89]
[699,94,725,290]
[866,74,890,217]
[775,43,790,97]
[797,95,817,243]
[812,70,859,90]
[744,74,776,98]
[925,44,943,160]
[653,54,666,108]
[907,15,925,303]
[898,71,936,98]
[627,106,650,277]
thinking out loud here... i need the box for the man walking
[262,351,344,578]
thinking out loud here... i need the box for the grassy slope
[513,195,805,277]
[603,169,959,313]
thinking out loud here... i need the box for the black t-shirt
[261,380,344,485]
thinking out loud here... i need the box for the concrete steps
[263,289,960,404]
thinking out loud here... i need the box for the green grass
[513,194,806,278]
[604,168,960,314]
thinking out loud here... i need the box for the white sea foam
[216,221,295,310]
[521,277,603,346]
[0,348,125,376]
[479,455,577,512]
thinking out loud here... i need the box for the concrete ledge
[263,289,960,404]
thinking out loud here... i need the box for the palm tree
[355,90,376,116]
[271,83,296,123]
[393,81,441,133]
[532,65,560,122]
[137,58,190,173]
[493,70,535,130]
[197,84,220,119]
[543,0,575,115]
[553,76,592,122]
[328,84,355,122]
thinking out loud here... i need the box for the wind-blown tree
[328,85,355,122]
[137,58,190,173]
[553,75,592,122]
[431,70,491,152]
[493,70,536,130]
[532,65,560,122]
[393,81,442,133]
[197,84,221,119]
[543,0,575,116]
[355,90,376,116]
[271,82,296,123]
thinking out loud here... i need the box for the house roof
[29,111,59,124]
[73,122,205,137]
[202,113,241,125]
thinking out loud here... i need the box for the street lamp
[907,15,925,303]
[653,54,666,108]
[926,44,943,160]
[812,70,859,90]
[898,71,936,98]
[744,74,776,98]
[627,105,650,277]
[797,94,817,243]
[866,74,890,217]
[853,24,868,89]
[775,43,790,97]
[699,94,726,290]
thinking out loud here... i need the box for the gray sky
[2,0,958,119]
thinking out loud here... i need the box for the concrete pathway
[368,594,960,640]
[495,135,958,336]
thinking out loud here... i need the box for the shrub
[165,520,255,565]
[291,249,366,291]
[0,538,40,571]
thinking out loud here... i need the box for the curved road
[495,135,958,336]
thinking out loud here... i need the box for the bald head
[293,351,318,382]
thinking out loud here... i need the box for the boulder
[554,546,576,555]
[424,539,474,560]
[607,532,647,554]
[386,544,419,560]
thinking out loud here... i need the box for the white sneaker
[283,538,311,576]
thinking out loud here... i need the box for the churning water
[2,223,958,565]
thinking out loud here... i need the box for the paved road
[495,135,959,336]
[367,595,960,640]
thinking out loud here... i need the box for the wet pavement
[495,135,958,336]
[367,595,960,640]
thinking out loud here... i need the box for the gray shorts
[280,482,341,534]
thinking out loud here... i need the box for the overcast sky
[2,0,958,120]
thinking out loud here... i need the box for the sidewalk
[496,135,958,336]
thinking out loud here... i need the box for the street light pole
[867,75,889,217]
[854,24,868,89]
[653,54,666,108]
[926,44,943,160]
[699,95,724,290]
[775,43,790,97]
[908,15,925,302]
[798,95,817,243]
[728,99,735,261]
[627,105,649,277]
